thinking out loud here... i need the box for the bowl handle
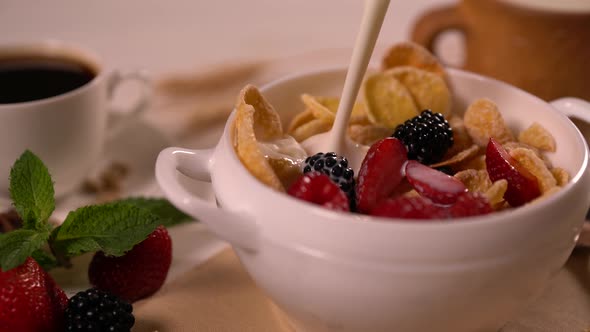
[550,97,590,123]
[551,98,590,246]
[155,147,259,252]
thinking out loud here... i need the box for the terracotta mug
[411,0,590,101]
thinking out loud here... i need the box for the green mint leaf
[117,197,192,227]
[52,202,160,257]
[0,229,50,271]
[31,249,58,271]
[9,150,55,229]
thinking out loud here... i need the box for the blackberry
[303,152,355,208]
[392,109,453,164]
[65,288,134,332]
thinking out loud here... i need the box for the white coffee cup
[0,40,150,199]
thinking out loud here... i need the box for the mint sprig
[52,202,160,257]
[0,150,193,272]
[9,150,55,229]
[31,248,58,271]
[0,229,50,270]
[117,197,191,227]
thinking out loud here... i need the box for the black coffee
[0,56,96,104]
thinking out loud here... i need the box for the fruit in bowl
[155,43,590,332]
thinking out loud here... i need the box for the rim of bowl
[222,66,589,231]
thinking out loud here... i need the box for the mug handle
[410,5,466,64]
[155,147,260,252]
[106,70,151,137]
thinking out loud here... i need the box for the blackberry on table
[392,109,453,164]
[65,288,134,332]
[303,152,356,209]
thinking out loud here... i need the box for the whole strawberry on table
[0,151,190,332]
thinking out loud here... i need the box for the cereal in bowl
[233,85,307,191]
[231,42,569,220]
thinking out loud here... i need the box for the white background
[0,0,454,75]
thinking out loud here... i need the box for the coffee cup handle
[411,5,466,64]
[155,147,260,252]
[106,70,151,137]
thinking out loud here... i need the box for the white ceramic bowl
[156,68,590,332]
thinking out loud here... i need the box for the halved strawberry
[370,196,446,220]
[448,192,493,218]
[356,138,408,213]
[405,160,467,204]
[287,172,350,212]
[486,137,540,206]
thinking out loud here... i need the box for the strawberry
[405,160,467,205]
[370,196,446,220]
[287,172,350,212]
[0,257,68,332]
[486,137,540,206]
[448,192,493,218]
[88,225,172,303]
[371,192,492,221]
[356,138,408,213]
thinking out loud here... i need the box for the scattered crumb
[82,161,131,203]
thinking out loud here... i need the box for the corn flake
[509,147,556,193]
[484,179,508,209]
[290,118,332,142]
[348,124,391,146]
[287,109,315,134]
[456,153,487,171]
[454,169,492,193]
[381,42,447,81]
[388,66,452,118]
[363,72,418,129]
[503,141,553,169]
[551,167,570,187]
[301,94,367,124]
[518,122,556,152]
[464,98,515,146]
[233,85,285,191]
[430,144,480,168]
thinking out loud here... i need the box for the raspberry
[287,172,350,212]
[448,192,493,218]
[303,152,355,208]
[392,109,453,164]
[64,288,134,332]
[371,196,446,220]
